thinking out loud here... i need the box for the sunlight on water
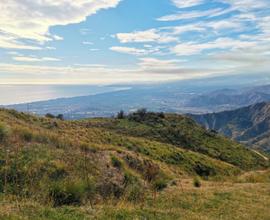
[0,85,129,105]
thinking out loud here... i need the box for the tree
[117,110,125,119]
[137,108,147,119]
[56,114,64,120]
[45,113,55,119]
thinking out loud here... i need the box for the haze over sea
[0,85,128,105]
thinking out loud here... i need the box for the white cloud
[171,0,204,8]
[83,41,94,45]
[110,46,149,56]
[171,0,268,11]
[46,46,56,50]
[115,29,178,44]
[220,0,269,11]
[7,51,21,55]
[12,56,61,62]
[206,20,242,30]
[80,28,91,35]
[0,63,186,84]
[0,33,42,50]
[172,38,257,56]
[0,0,121,49]
[157,8,231,21]
[138,57,182,70]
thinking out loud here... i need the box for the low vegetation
[0,108,269,219]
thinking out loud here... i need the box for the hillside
[0,108,269,219]
[190,102,270,153]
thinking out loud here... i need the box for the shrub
[48,161,68,180]
[193,177,201,188]
[97,180,124,199]
[56,114,64,120]
[45,113,55,119]
[0,123,9,143]
[111,156,122,169]
[123,172,138,186]
[19,129,33,142]
[116,110,125,119]
[126,183,145,202]
[153,178,167,191]
[49,180,88,207]
[143,161,160,182]
[124,155,144,173]
[194,163,216,178]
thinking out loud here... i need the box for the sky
[0,0,269,84]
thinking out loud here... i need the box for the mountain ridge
[190,102,270,153]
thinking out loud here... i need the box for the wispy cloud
[12,56,61,62]
[83,41,94,45]
[171,0,204,8]
[0,0,269,84]
[110,46,149,55]
[115,29,178,44]
[172,38,257,56]
[157,7,233,21]
[0,0,122,49]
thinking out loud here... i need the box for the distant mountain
[5,79,270,119]
[190,102,270,153]
[186,85,270,112]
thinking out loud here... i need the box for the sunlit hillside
[0,109,269,219]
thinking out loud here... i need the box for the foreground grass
[1,174,269,220]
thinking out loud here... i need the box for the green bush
[49,180,87,207]
[153,179,167,191]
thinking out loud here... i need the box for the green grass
[0,109,269,219]
[87,114,268,170]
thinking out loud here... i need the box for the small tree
[117,110,125,119]
[45,113,55,119]
[56,114,64,120]
[137,108,147,119]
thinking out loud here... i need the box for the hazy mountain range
[6,78,270,119]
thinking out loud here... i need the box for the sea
[0,84,129,105]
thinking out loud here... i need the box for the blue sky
[0,0,269,84]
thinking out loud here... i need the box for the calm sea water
[0,85,129,105]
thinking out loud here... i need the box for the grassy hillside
[0,108,269,219]
[85,110,268,170]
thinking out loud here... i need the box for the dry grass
[0,173,269,220]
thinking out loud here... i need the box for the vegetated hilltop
[0,108,269,219]
[190,102,270,153]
